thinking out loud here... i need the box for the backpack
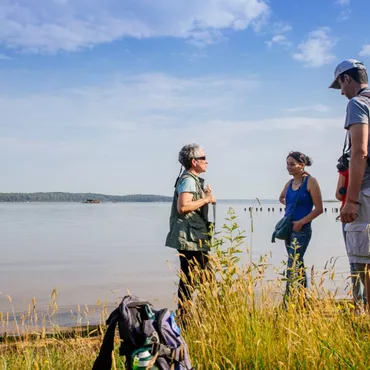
[271,176,308,243]
[92,295,194,370]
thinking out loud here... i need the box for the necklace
[292,178,303,186]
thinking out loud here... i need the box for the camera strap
[342,131,350,155]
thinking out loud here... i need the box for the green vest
[165,171,210,252]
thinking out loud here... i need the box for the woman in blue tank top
[279,151,323,299]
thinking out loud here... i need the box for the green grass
[1,208,370,369]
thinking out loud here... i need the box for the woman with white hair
[165,143,216,311]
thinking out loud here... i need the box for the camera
[337,152,350,172]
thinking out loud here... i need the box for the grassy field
[1,208,370,369]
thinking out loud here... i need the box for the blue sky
[0,0,370,199]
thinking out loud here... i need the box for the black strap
[174,166,184,188]
[92,308,120,370]
[357,87,368,96]
[342,131,350,155]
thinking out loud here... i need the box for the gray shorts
[344,188,370,264]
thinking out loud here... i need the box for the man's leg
[364,264,370,312]
[342,223,362,305]
[354,263,370,312]
[350,262,363,306]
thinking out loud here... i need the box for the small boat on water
[82,199,101,204]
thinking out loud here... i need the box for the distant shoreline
[0,192,340,203]
[0,192,172,203]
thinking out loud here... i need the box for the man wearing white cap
[330,59,370,310]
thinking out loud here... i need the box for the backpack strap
[92,307,120,370]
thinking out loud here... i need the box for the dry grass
[1,208,370,369]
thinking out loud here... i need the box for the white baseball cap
[329,59,367,89]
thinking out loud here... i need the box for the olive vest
[165,171,210,252]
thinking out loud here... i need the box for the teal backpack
[271,177,307,243]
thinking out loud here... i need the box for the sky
[0,0,370,199]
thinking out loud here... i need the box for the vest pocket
[188,222,208,242]
[345,222,370,257]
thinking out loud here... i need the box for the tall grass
[1,208,370,369]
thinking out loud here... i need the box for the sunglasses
[194,156,207,161]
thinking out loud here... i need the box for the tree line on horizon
[0,192,173,203]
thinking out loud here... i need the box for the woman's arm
[177,192,215,214]
[293,177,323,230]
[279,181,290,205]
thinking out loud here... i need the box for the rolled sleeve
[345,99,370,129]
[177,177,197,194]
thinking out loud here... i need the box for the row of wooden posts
[244,207,340,213]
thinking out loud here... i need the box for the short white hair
[178,143,202,169]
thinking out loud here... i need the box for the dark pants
[284,223,312,297]
[177,250,209,306]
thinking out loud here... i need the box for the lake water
[0,201,348,328]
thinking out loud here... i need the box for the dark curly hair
[287,151,313,166]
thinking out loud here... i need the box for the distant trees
[0,192,172,203]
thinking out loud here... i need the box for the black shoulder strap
[359,91,370,99]
[92,308,120,370]
[342,131,350,154]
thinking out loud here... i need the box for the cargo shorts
[344,188,370,263]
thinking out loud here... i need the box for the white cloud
[0,71,344,199]
[336,0,351,21]
[271,22,292,34]
[0,0,269,53]
[284,104,330,113]
[266,34,292,49]
[337,0,350,5]
[0,73,261,140]
[293,28,336,68]
[0,54,10,60]
[338,9,351,21]
[265,21,292,49]
[359,44,370,57]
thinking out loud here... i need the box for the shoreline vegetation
[0,192,173,203]
[0,192,339,203]
[0,208,366,369]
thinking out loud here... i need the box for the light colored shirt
[176,172,197,194]
[345,88,370,189]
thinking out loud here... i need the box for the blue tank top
[284,176,313,222]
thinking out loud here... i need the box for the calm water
[0,201,347,327]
